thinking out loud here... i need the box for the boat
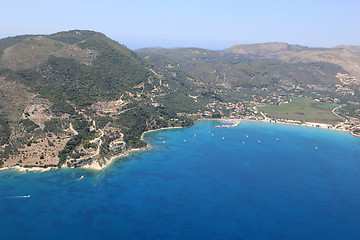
[76,176,84,181]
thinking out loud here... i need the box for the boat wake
[0,195,31,199]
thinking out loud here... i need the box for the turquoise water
[1,121,360,240]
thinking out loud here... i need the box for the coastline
[254,117,360,137]
[140,126,184,141]
[1,117,358,173]
[0,126,185,173]
[77,146,150,170]
[0,165,59,172]
[79,126,189,170]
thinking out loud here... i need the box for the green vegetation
[44,119,65,134]
[20,119,40,133]
[48,30,100,45]
[78,34,149,89]
[94,116,113,129]
[113,103,195,149]
[0,35,31,57]
[100,135,110,157]
[0,145,17,161]
[41,56,117,107]
[157,92,201,113]
[259,98,342,123]
[0,117,11,145]
[58,117,96,166]
[83,142,97,149]
[137,48,344,87]
[9,69,77,115]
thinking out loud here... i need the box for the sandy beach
[0,165,58,172]
[140,126,184,141]
[254,116,357,135]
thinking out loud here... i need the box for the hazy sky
[1,0,359,49]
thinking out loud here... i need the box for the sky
[1,0,359,50]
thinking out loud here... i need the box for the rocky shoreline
[1,117,358,173]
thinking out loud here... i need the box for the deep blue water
[1,121,360,240]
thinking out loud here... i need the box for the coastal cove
[0,118,359,173]
[1,120,360,240]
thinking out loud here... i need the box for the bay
[0,120,359,240]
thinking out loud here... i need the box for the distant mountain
[223,43,360,82]
[136,43,356,88]
[223,42,310,56]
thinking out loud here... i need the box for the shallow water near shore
[1,120,360,240]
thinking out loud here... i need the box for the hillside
[137,43,359,87]
[137,43,359,113]
[0,30,204,169]
[0,31,359,170]
[224,42,360,83]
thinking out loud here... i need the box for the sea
[0,120,360,240]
